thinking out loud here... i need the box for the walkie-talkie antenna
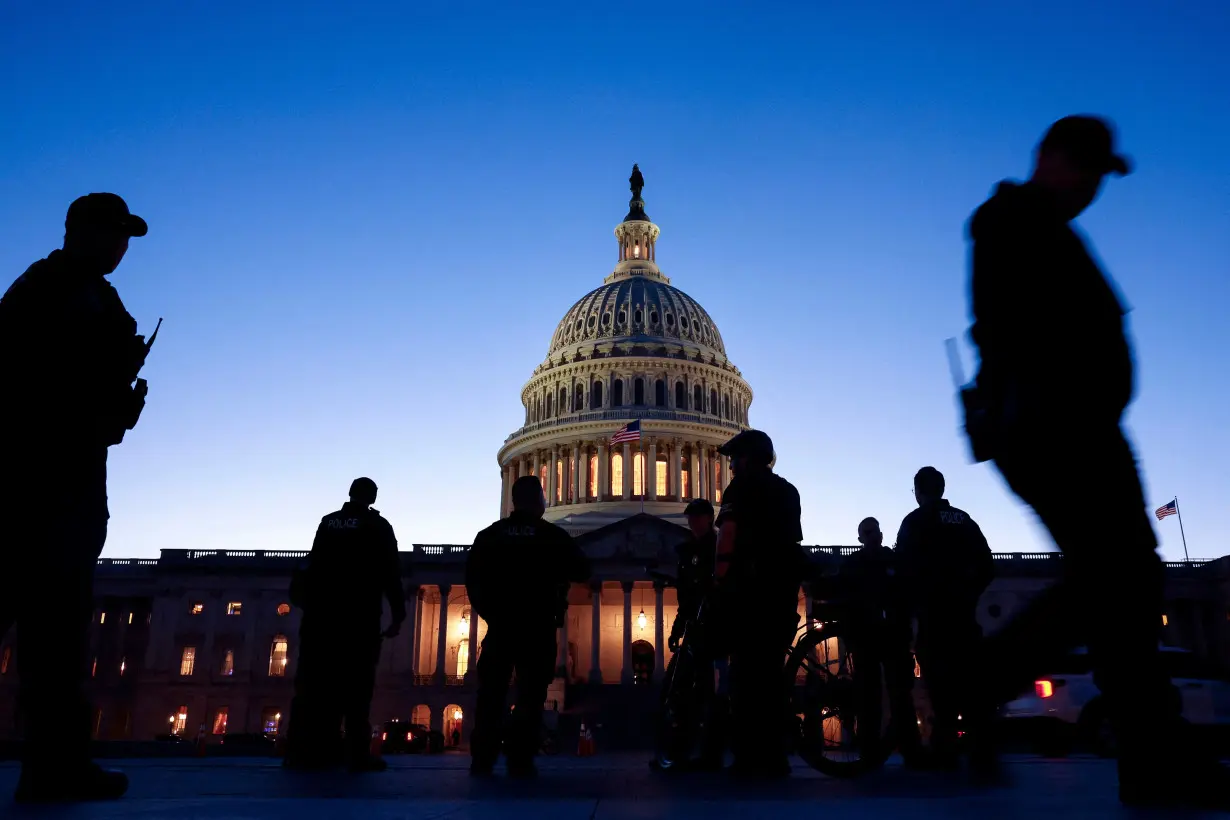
[146,317,163,351]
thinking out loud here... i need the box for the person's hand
[382,620,403,639]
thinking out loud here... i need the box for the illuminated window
[715,461,722,504]
[656,459,668,497]
[633,452,645,496]
[221,650,234,676]
[1162,614,1169,627]
[277,603,291,616]
[128,612,133,625]
[227,602,242,616]
[269,635,289,677]
[212,708,228,735]
[457,638,470,678]
[91,657,97,677]
[119,657,127,676]
[171,706,188,735]
[99,612,106,625]
[262,708,282,735]
[611,452,623,494]
[191,603,204,615]
[556,461,563,502]
[1,647,10,675]
[589,455,598,498]
[680,455,691,498]
[180,647,196,676]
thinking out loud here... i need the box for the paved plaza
[0,752,1225,819]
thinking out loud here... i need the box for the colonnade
[499,437,733,516]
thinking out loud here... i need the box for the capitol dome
[496,165,753,534]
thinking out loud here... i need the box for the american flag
[610,420,642,445]
[1155,500,1178,521]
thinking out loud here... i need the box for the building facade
[1,170,1227,746]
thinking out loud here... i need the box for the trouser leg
[287,626,344,764]
[471,632,514,767]
[506,629,556,767]
[697,658,727,762]
[883,647,922,756]
[15,510,107,773]
[343,634,381,763]
[730,616,794,768]
[987,425,1178,772]
[848,634,884,759]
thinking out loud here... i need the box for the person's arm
[714,483,739,581]
[968,520,995,596]
[465,532,494,622]
[289,519,327,610]
[892,515,922,613]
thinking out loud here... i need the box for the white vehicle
[1001,645,1230,757]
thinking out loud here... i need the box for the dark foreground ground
[0,752,1225,819]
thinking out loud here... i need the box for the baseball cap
[1039,115,1132,176]
[717,429,775,464]
[65,193,148,237]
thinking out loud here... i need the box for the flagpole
[1174,496,1190,563]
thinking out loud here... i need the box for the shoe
[15,763,128,803]
[347,755,388,773]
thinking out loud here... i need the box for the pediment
[573,513,689,565]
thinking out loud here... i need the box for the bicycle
[647,569,715,771]
[784,596,899,778]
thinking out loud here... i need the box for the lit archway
[444,704,464,746]
[630,640,654,685]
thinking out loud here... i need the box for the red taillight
[1035,680,1054,699]
[406,732,412,741]
[381,732,387,741]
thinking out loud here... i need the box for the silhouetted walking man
[466,476,589,778]
[894,468,992,770]
[285,477,405,772]
[0,193,153,803]
[836,516,924,767]
[964,115,1228,807]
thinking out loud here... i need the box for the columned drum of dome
[497,167,753,534]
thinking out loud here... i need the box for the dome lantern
[610,164,666,285]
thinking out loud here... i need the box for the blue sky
[1,1,1226,560]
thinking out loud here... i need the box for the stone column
[622,442,632,499]
[621,582,634,684]
[573,441,583,504]
[556,602,569,677]
[499,465,509,518]
[589,582,603,683]
[653,582,666,681]
[578,442,589,502]
[435,585,451,680]
[409,588,424,676]
[598,439,610,500]
[722,456,731,490]
[647,438,658,501]
[672,438,683,501]
[532,450,542,487]
[689,445,700,500]
[548,445,559,506]
[465,604,479,681]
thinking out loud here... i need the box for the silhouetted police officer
[466,476,589,778]
[836,517,923,766]
[285,477,406,772]
[0,194,153,803]
[894,467,992,769]
[965,115,1228,807]
[713,429,805,778]
[654,498,725,771]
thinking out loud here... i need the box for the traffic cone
[195,724,207,757]
[370,727,384,759]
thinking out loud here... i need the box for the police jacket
[291,502,407,626]
[894,500,993,621]
[968,181,1135,430]
[466,512,590,629]
[836,544,908,636]
[669,528,716,644]
[0,250,147,455]
[715,469,806,608]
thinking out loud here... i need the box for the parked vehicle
[381,721,444,754]
[1001,645,1230,757]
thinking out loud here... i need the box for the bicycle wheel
[786,624,892,778]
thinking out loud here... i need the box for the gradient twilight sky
[1,1,1227,560]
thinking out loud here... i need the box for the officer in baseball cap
[712,429,804,777]
[0,193,153,802]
